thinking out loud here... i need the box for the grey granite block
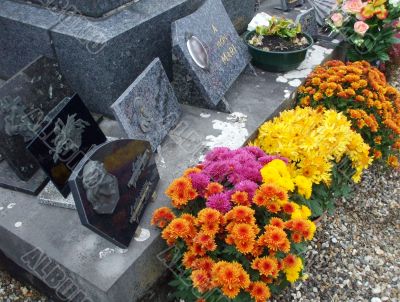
[111,58,182,151]
[222,0,256,33]
[50,0,203,116]
[172,0,251,111]
[0,0,63,79]
[15,0,134,18]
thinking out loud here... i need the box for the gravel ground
[273,164,400,302]
[0,269,48,301]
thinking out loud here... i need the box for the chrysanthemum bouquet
[152,147,316,302]
[252,107,372,216]
[297,60,400,168]
[328,0,400,62]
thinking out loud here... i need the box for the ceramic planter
[245,31,314,72]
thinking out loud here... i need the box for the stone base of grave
[0,37,337,301]
[0,0,256,117]
[0,161,48,196]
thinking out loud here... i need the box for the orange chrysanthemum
[258,225,290,252]
[270,217,285,229]
[252,256,279,277]
[151,207,175,229]
[165,177,198,208]
[231,191,250,206]
[191,269,211,293]
[212,261,250,298]
[183,167,202,176]
[248,281,271,302]
[225,206,256,225]
[205,182,224,198]
[182,250,197,269]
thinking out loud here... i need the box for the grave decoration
[252,107,372,216]
[152,146,316,301]
[0,56,74,195]
[27,94,107,197]
[327,0,400,62]
[297,60,400,168]
[245,16,313,72]
[172,0,250,112]
[275,0,304,12]
[69,139,159,248]
[111,58,181,151]
[295,7,319,39]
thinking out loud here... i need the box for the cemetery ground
[0,162,399,301]
[0,59,399,302]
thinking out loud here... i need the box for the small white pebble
[0,206,3,211]
[14,221,22,228]
[7,203,16,209]
[371,298,382,302]
[331,237,338,243]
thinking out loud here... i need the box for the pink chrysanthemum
[234,180,259,199]
[206,192,232,213]
[189,173,210,195]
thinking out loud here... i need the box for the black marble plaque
[172,0,250,111]
[0,56,74,181]
[27,94,107,197]
[68,139,159,248]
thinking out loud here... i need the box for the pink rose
[331,13,344,27]
[354,21,369,36]
[342,0,366,14]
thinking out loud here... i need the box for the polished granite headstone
[68,139,159,248]
[111,58,181,151]
[0,56,73,184]
[172,0,250,111]
[27,94,107,197]
[296,7,318,39]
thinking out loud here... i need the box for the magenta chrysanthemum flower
[204,147,231,162]
[244,146,266,158]
[189,173,210,194]
[206,192,232,213]
[234,180,259,199]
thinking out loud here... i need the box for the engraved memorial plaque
[27,94,107,197]
[0,56,73,194]
[295,7,318,39]
[172,0,250,111]
[111,58,181,151]
[69,139,159,248]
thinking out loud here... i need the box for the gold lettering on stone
[212,24,218,34]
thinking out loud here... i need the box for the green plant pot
[245,31,314,72]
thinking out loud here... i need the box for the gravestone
[69,139,159,248]
[296,7,319,39]
[0,56,74,194]
[276,0,304,11]
[172,0,251,112]
[111,58,181,151]
[27,94,107,197]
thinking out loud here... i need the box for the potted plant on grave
[245,16,314,72]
